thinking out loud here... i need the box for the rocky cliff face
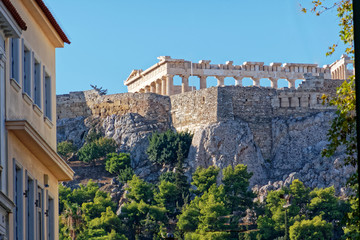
[57,84,353,198]
[186,120,267,186]
[254,111,354,198]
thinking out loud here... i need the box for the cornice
[5,120,74,181]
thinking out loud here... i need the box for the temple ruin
[124,54,354,95]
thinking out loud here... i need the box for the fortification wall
[56,90,99,119]
[167,75,342,159]
[57,90,172,125]
[170,87,218,132]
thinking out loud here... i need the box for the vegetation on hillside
[58,127,354,239]
[57,140,77,159]
[146,130,193,165]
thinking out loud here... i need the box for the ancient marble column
[145,86,150,93]
[216,76,225,86]
[166,74,174,96]
[156,79,161,94]
[150,82,156,93]
[139,88,145,93]
[181,75,189,93]
[234,76,243,86]
[199,76,207,89]
[288,79,296,89]
[161,77,166,95]
[269,77,278,88]
[251,77,260,86]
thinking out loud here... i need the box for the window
[44,71,51,120]
[33,58,41,107]
[25,173,35,240]
[0,48,5,191]
[14,163,23,240]
[23,44,31,96]
[46,193,54,240]
[36,186,44,240]
[10,38,20,82]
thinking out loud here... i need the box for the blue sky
[44,0,345,94]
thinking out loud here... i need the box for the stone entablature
[124,55,353,96]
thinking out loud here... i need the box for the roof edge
[34,0,70,44]
[1,0,27,30]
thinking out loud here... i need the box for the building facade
[0,0,73,239]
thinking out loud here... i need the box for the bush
[159,171,176,182]
[191,166,219,196]
[289,215,333,240]
[105,153,131,175]
[146,130,192,165]
[78,137,117,164]
[57,141,77,159]
[118,167,134,184]
[96,137,117,157]
[85,130,102,143]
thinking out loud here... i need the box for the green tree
[126,175,154,204]
[197,187,228,232]
[308,186,348,221]
[289,215,333,240]
[257,180,311,239]
[59,180,99,212]
[59,202,84,240]
[174,140,190,207]
[177,199,201,233]
[257,180,349,240]
[78,137,117,164]
[59,181,125,239]
[57,140,77,159]
[81,190,117,222]
[154,180,179,214]
[222,164,255,213]
[120,200,166,240]
[191,166,220,196]
[159,171,176,182]
[146,130,192,165]
[105,153,131,175]
[178,184,230,239]
[118,167,134,184]
[85,130,102,143]
[86,207,126,239]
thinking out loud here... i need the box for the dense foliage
[78,137,117,164]
[146,130,193,165]
[105,153,131,175]
[59,119,355,239]
[289,215,333,240]
[59,181,126,239]
[57,140,77,159]
[177,164,254,240]
[256,180,349,240]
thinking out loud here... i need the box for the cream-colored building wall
[7,131,60,240]
[6,0,59,150]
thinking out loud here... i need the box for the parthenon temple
[124,54,354,96]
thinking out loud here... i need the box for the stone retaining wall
[57,75,342,159]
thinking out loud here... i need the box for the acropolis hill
[57,55,355,192]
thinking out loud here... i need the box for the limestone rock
[187,120,267,186]
[269,111,353,194]
[101,113,170,182]
[57,116,88,148]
